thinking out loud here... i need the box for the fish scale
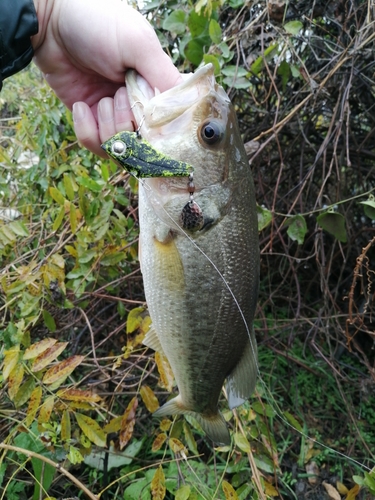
[103,64,259,445]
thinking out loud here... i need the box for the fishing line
[138,177,371,471]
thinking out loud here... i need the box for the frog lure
[101,130,193,178]
[101,131,204,231]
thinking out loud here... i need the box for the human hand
[32,0,182,156]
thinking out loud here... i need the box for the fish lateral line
[101,130,194,178]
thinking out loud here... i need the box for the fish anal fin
[153,396,230,445]
[143,325,163,353]
[226,332,258,410]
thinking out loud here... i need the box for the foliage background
[0,0,375,499]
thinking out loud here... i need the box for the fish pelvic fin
[143,325,163,353]
[225,328,258,410]
[153,396,231,445]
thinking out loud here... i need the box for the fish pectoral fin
[153,396,231,445]
[225,330,258,410]
[143,325,163,353]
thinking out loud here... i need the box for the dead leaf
[152,433,167,452]
[3,346,20,380]
[151,466,166,500]
[322,481,341,500]
[8,363,24,401]
[119,397,138,450]
[159,419,172,431]
[346,484,360,500]
[306,461,320,485]
[264,481,279,497]
[31,342,68,372]
[155,352,174,392]
[103,416,122,434]
[61,410,71,442]
[336,481,348,495]
[75,413,106,447]
[38,395,55,428]
[25,386,43,426]
[169,438,187,455]
[140,385,159,413]
[43,355,84,384]
[56,388,102,403]
[23,338,58,360]
[222,480,239,499]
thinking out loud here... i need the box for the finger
[114,87,135,132]
[73,101,106,157]
[98,97,117,142]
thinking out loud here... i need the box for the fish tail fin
[153,396,231,445]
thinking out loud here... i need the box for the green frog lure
[101,131,193,178]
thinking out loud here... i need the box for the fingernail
[72,102,86,123]
[98,99,114,123]
[115,87,129,111]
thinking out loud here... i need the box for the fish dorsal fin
[153,396,231,445]
[225,329,258,410]
[143,325,163,353]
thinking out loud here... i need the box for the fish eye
[200,121,223,145]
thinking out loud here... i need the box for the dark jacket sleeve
[0,0,38,90]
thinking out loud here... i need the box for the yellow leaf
[69,203,77,234]
[23,338,58,360]
[175,485,191,500]
[169,438,187,455]
[56,388,102,403]
[151,466,166,500]
[31,342,68,372]
[140,385,160,413]
[159,419,172,431]
[336,481,348,495]
[43,355,84,384]
[322,481,341,500]
[3,346,20,380]
[8,363,24,401]
[61,410,71,442]
[49,186,66,205]
[75,413,106,447]
[152,433,167,452]
[119,396,138,450]
[103,416,122,434]
[13,377,35,407]
[222,480,239,499]
[26,386,43,426]
[264,480,279,497]
[234,433,251,453]
[38,395,55,428]
[346,484,360,500]
[126,307,146,334]
[155,352,174,392]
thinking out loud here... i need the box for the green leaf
[63,173,75,200]
[42,310,56,332]
[250,44,278,75]
[209,19,222,44]
[76,176,103,192]
[257,205,272,231]
[252,401,276,418]
[277,60,291,91]
[360,197,375,219]
[317,211,347,242]
[203,54,221,75]
[286,215,307,244]
[185,39,205,66]
[49,186,66,205]
[284,20,303,35]
[188,11,208,38]
[283,411,302,432]
[234,433,251,453]
[8,220,29,237]
[52,206,65,232]
[163,10,187,34]
[175,485,191,500]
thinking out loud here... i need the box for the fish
[102,64,259,445]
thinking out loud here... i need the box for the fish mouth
[126,63,228,131]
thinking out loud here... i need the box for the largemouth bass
[103,64,259,445]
